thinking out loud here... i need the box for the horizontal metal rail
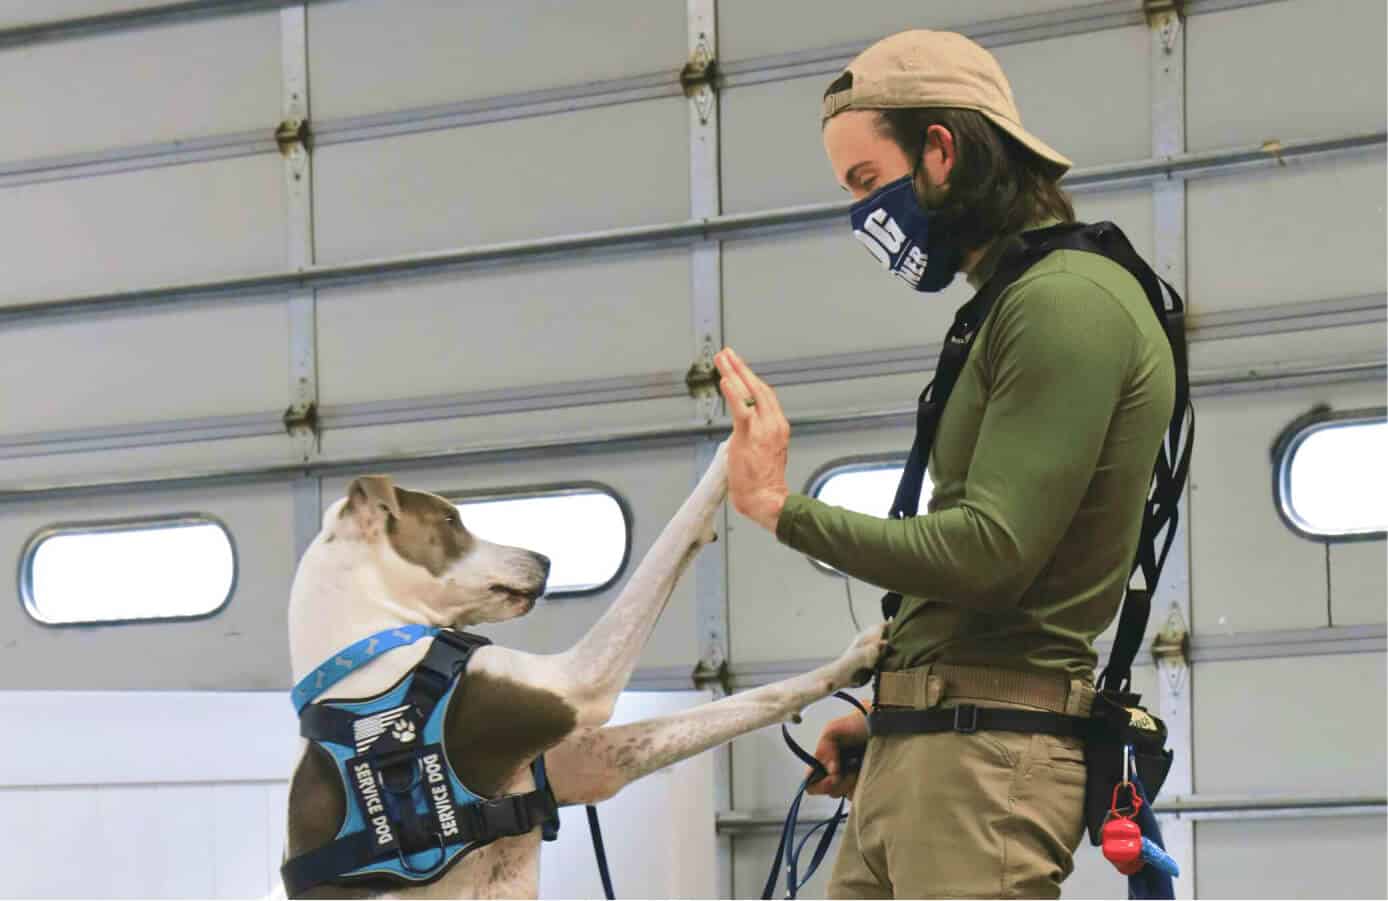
[0,0,1290,188]
[716,0,1287,88]
[2,129,1382,326]
[600,625,1388,691]
[0,291,1380,464]
[728,625,1386,691]
[0,0,288,48]
[0,355,1381,503]
[0,0,1286,51]
[716,795,1387,836]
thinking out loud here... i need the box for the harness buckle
[466,796,530,839]
[487,796,531,836]
[953,703,979,734]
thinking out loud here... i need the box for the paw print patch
[352,704,417,754]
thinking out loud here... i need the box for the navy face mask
[849,173,965,293]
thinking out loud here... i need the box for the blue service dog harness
[281,625,560,898]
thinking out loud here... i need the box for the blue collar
[291,624,441,714]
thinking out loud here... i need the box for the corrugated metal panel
[1194,653,1387,796]
[307,0,686,120]
[311,98,689,263]
[0,155,286,306]
[0,298,288,432]
[718,0,1094,62]
[0,9,277,163]
[1330,540,1388,627]
[1187,0,1388,152]
[317,248,690,404]
[1188,156,1387,313]
[1191,380,1384,635]
[1196,816,1387,899]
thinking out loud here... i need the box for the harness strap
[406,629,494,713]
[298,703,357,746]
[867,704,1091,739]
[879,221,1193,700]
[282,787,559,898]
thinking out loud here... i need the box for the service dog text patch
[346,757,401,853]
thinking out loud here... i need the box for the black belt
[867,703,1091,739]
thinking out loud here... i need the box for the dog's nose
[533,552,552,576]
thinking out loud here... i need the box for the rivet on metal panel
[681,34,718,124]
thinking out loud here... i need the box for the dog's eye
[444,511,461,528]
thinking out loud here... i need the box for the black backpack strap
[880,223,1089,620]
[878,222,1193,697]
[1043,224,1193,694]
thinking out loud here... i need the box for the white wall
[0,690,714,899]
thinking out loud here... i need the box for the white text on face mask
[855,208,906,265]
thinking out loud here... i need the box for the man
[712,30,1176,899]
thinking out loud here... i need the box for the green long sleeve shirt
[775,235,1176,678]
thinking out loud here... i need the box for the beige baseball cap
[822,30,1073,177]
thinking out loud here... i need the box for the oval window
[806,459,923,574]
[22,517,236,625]
[1277,410,1387,539]
[450,487,629,595]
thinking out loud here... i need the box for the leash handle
[586,805,616,900]
[762,692,869,899]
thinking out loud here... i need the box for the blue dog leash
[762,691,869,900]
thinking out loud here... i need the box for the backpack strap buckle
[953,703,979,734]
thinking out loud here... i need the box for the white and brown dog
[285,442,885,898]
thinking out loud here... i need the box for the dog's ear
[345,475,403,522]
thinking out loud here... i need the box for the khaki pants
[828,674,1092,899]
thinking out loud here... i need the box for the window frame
[803,454,908,577]
[443,480,633,598]
[19,512,239,628]
[1272,405,1387,543]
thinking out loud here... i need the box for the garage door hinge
[691,658,733,695]
[1151,605,1190,667]
[275,117,312,156]
[1142,0,1186,22]
[681,36,718,124]
[685,357,719,398]
[283,401,320,437]
[1143,0,1185,51]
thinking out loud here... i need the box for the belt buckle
[953,703,979,734]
